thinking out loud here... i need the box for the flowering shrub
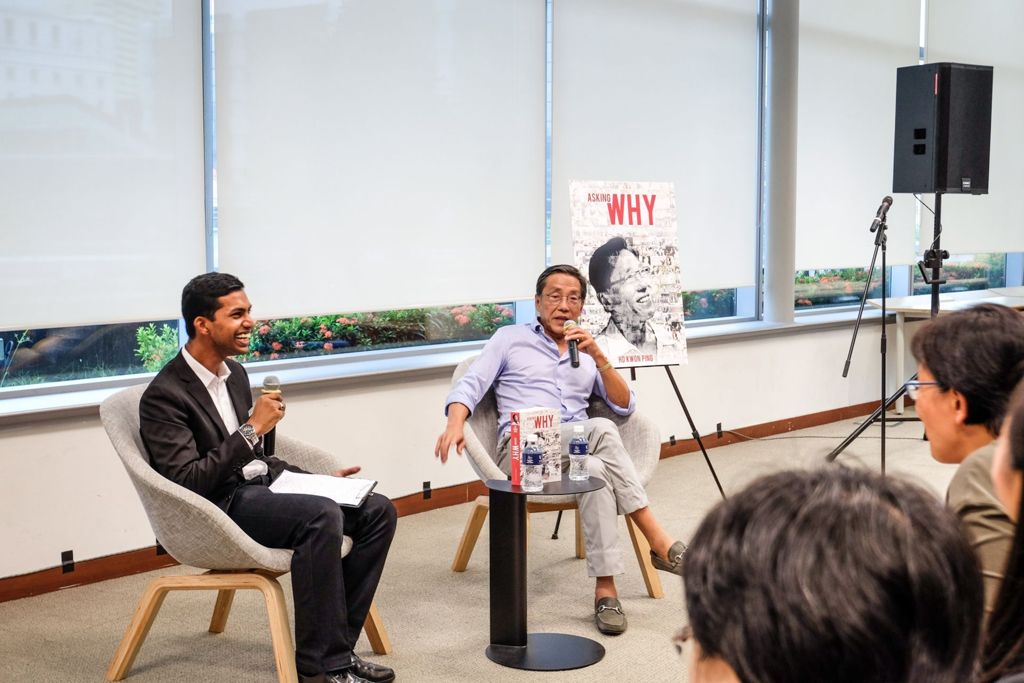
[247,303,515,361]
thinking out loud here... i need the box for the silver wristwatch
[238,423,259,448]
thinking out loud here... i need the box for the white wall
[0,320,907,580]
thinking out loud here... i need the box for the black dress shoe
[349,654,396,682]
[300,671,372,683]
[332,672,372,683]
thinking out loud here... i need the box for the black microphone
[261,375,281,456]
[564,320,580,368]
[869,196,893,232]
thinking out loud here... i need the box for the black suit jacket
[140,351,303,510]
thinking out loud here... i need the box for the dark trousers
[228,487,397,676]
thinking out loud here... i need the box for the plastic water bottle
[521,433,544,492]
[568,424,589,481]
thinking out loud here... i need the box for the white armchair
[100,384,390,683]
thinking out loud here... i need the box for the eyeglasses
[542,292,583,306]
[672,624,692,656]
[905,380,941,399]
[609,264,654,288]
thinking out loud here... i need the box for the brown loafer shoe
[651,540,687,576]
[594,596,627,635]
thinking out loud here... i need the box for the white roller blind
[0,1,206,330]
[928,1,1024,255]
[551,0,759,291]
[796,1,919,270]
[214,0,546,319]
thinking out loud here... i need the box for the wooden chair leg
[253,573,299,683]
[452,496,489,572]
[626,516,665,599]
[574,509,586,559]
[208,589,236,633]
[108,571,298,683]
[106,578,172,681]
[362,600,392,655]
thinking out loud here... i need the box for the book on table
[509,407,562,486]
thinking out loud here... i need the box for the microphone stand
[826,206,914,472]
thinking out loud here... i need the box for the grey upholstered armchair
[100,384,390,683]
[448,355,665,599]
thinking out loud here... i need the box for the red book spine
[510,413,522,486]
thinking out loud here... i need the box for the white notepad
[270,470,377,508]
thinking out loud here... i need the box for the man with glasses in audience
[588,236,683,366]
[434,264,686,636]
[909,303,1024,618]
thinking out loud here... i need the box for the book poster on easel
[570,179,687,368]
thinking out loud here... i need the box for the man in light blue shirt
[435,265,686,635]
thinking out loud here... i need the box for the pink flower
[271,341,282,351]
[323,342,334,351]
[258,325,270,335]
[493,317,502,323]
[252,351,261,358]
[294,341,305,349]
[323,330,333,338]
[455,314,470,326]
[269,352,279,360]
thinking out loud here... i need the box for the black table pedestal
[485,476,607,671]
[486,633,606,671]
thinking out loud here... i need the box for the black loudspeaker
[892,62,993,195]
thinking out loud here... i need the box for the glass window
[0,321,178,387]
[794,268,889,310]
[245,304,516,363]
[911,253,1007,294]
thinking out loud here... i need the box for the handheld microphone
[869,196,893,232]
[261,375,281,456]
[563,320,580,368]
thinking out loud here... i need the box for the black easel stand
[827,193,947,469]
[662,365,726,499]
[550,361,726,540]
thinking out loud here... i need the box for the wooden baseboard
[0,547,178,604]
[659,399,911,458]
[391,480,489,517]
[1,401,909,603]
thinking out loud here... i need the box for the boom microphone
[869,196,893,232]
[564,320,580,368]
[262,375,281,456]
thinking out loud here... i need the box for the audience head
[588,237,656,325]
[910,303,1024,462]
[982,382,1024,683]
[181,272,246,339]
[683,466,983,683]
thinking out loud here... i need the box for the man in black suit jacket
[140,272,397,683]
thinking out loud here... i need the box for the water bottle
[521,433,544,492]
[568,424,589,481]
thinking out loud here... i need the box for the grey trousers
[497,417,649,577]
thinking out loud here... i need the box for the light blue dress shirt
[446,322,636,438]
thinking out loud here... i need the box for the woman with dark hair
[983,382,1024,683]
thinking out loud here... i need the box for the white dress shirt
[181,347,266,478]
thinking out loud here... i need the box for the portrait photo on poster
[570,179,688,369]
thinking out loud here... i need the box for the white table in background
[867,286,1024,413]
